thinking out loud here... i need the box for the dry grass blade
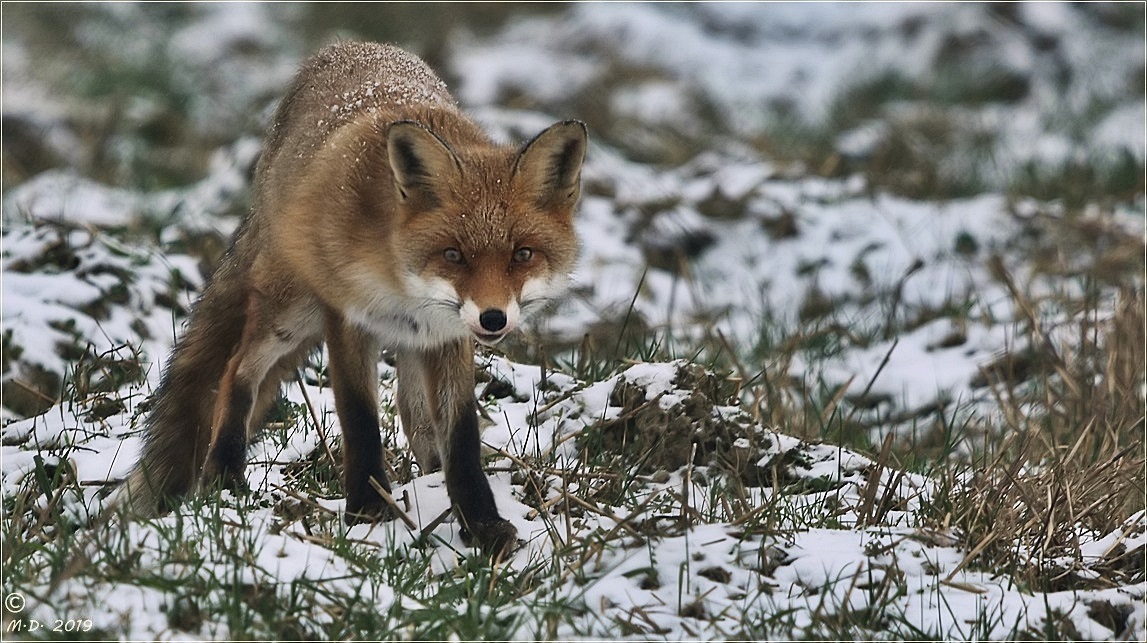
[680,442,697,527]
[368,477,418,531]
[269,482,339,517]
[943,531,1001,584]
[295,370,337,467]
[857,432,894,527]
[413,507,455,547]
[820,376,855,427]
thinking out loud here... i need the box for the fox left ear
[513,120,588,211]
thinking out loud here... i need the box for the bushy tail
[114,260,249,517]
[55,256,250,589]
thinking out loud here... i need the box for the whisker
[521,296,555,312]
[416,298,461,313]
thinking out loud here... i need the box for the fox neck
[341,269,472,349]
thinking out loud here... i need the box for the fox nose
[479,309,507,333]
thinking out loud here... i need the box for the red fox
[119,41,587,557]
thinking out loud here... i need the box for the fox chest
[342,295,470,350]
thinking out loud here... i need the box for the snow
[619,362,680,401]
[8,344,1139,638]
[2,3,1143,641]
[5,170,149,228]
[1095,101,1147,160]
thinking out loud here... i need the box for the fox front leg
[325,313,394,524]
[397,341,518,558]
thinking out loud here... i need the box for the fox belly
[119,40,586,561]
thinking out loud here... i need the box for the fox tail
[115,258,249,516]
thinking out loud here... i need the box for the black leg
[205,385,253,490]
[339,385,391,523]
[324,312,390,524]
[444,400,503,528]
[436,359,518,558]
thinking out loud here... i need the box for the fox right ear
[386,121,462,209]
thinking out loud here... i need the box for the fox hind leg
[203,295,318,492]
[396,357,442,474]
[203,355,254,492]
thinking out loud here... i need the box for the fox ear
[387,121,462,208]
[513,120,587,211]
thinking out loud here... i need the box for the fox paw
[201,461,249,495]
[343,496,396,526]
[461,519,519,560]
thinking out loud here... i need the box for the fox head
[386,119,587,346]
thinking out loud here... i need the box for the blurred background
[3,3,1144,457]
[4,3,1143,197]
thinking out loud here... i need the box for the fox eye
[443,248,465,264]
[513,247,533,263]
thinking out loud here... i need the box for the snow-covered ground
[2,3,1144,640]
[5,350,1145,639]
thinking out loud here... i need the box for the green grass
[4,157,1142,643]
[4,292,1142,638]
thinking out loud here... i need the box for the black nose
[479,309,507,333]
